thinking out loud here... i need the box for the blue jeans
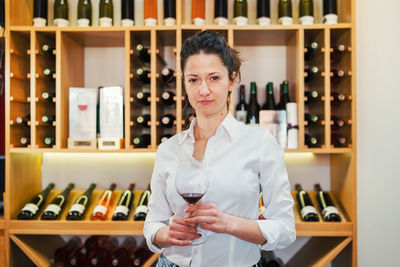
[156,254,259,267]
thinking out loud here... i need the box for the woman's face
[183,53,236,118]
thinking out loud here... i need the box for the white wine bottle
[299,0,314,25]
[233,0,248,26]
[77,0,92,27]
[53,0,69,27]
[99,0,113,27]
[278,0,293,25]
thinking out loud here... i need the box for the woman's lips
[199,100,213,105]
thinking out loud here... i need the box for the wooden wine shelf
[0,218,4,230]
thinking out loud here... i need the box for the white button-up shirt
[144,112,296,267]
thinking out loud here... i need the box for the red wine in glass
[180,193,204,205]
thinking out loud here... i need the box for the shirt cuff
[256,219,295,251]
[144,222,168,254]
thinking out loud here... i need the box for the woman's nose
[198,80,211,96]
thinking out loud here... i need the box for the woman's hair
[180,30,242,129]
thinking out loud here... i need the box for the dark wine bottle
[304,113,319,124]
[90,237,119,266]
[43,68,55,78]
[33,0,48,26]
[161,67,175,83]
[305,134,319,147]
[91,183,116,221]
[15,114,30,125]
[331,133,347,147]
[331,44,346,63]
[41,91,55,101]
[110,237,137,267]
[133,134,151,148]
[295,184,319,221]
[304,90,319,103]
[0,0,4,28]
[44,137,55,146]
[67,183,96,220]
[41,115,56,124]
[136,44,151,63]
[246,82,260,124]
[304,41,319,61]
[262,82,275,110]
[164,0,176,25]
[42,44,55,55]
[331,91,346,105]
[233,0,248,25]
[134,114,151,128]
[122,0,134,26]
[278,0,293,25]
[136,68,151,84]
[99,0,114,26]
[214,0,228,25]
[331,69,345,84]
[160,134,172,143]
[276,80,290,110]
[299,0,314,25]
[235,85,248,123]
[53,0,69,27]
[305,66,319,82]
[160,114,175,128]
[160,90,175,105]
[50,237,82,267]
[41,183,74,220]
[133,185,151,221]
[257,0,271,25]
[20,137,30,146]
[323,0,338,25]
[17,183,55,220]
[77,0,92,27]
[130,244,153,267]
[112,183,136,221]
[134,91,151,106]
[314,183,342,222]
[331,116,345,130]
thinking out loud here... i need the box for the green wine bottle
[299,0,314,25]
[99,0,114,27]
[53,0,69,27]
[278,0,293,25]
[246,82,260,125]
[233,0,248,26]
[77,0,92,27]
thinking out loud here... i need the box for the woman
[144,30,295,267]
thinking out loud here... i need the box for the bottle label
[144,18,157,26]
[299,16,314,25]
[69,204,85,214]
[233,16,248,26]
[135,205,149,214]
[21,203,39,214]
[322,206,339,218]
[99,17,113,27]
[93,205,107,215]
[192,18,205,26]
[122,19,134,27]
[54,18,69,27]
[164,18,176,26]
[235,110,247,123]
[45,204,61,215]
[300,205,317,219]
[324,14,338,25]
[214,17,228,26]
[33,18,47,27]
[279,17,293,25]
[114,205,129,216]
[77,18,90,27]
[257,17,271,26]
[162,117,171,125]
[287,129,299,149]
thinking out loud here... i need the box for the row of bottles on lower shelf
[50,235,154,267]
[17,183,151,221]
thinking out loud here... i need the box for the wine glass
[175,154,209,245]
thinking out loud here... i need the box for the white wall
[356,0,400,266]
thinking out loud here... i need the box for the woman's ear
[229,72,237,92]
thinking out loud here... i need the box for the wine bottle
[136,44,151,63]
[122,0,134,26]
[331,44,346,63]
[112,183,136,221]
[278,0,293,25]
[0,0,3,28]
[44,137,55,146]
[134,91,151,106]
[331,69,345,84]
[41,115,56,124]
[331,116,345,130]
[192,0,205,26]
[331,91,346,105]
[160,134,172,143]
[20,137,30,146]
[67,183,96,220]
[323,0,338,25]
[299,0,314,25]
[17,183,55,220]
[42,44,55,55]
[50,237,83,267]
[41,183,74,220]
[305,66,319,82]
[41,91,55,101]
[214,0,228,25]
[80,236,110,256]
[110,237,137,267]
[304,41,319,61]
[144,0,157,26]
[314,183,342,222]
[164,0,176,25]
[90,237,119,266]
[295,184,319,221]
[33,0,48,26]
[331,133,347,147]
[276,80,290,110]
[304,90,319,103]
[133,134,151,148]
[90,183,116,221]
[134,114,151,128]
[43,68,55,78]
[262,82,275,110]
[260,250,284,267]
[235,85,248,123]
[233,0,248,26]
[53,0,69,27]
[77,0,92,27]
[15,114,30,125]
[161,67,176,83]
[305,134,319,147]
[257,0,271,25]
[246,82,260,125]
[305,113,319,124]
[136,68,151,84]
[160,114,175,128]
[130,245,153,266]
[133,185,151,221]
[99,0,113,27]
[161,90,175,105]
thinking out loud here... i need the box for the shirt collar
[179,112,239,145]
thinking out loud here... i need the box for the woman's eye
[210,76,220,81]
[188,78,198,83]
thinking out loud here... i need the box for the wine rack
[4,0,357,266]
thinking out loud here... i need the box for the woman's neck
[194,110,229,140]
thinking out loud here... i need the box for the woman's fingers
[169,230,202,240]
[168,238,192,246]
[184,215,217,224]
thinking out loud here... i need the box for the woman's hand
[153,216,201,248]
[184,203,231,234]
